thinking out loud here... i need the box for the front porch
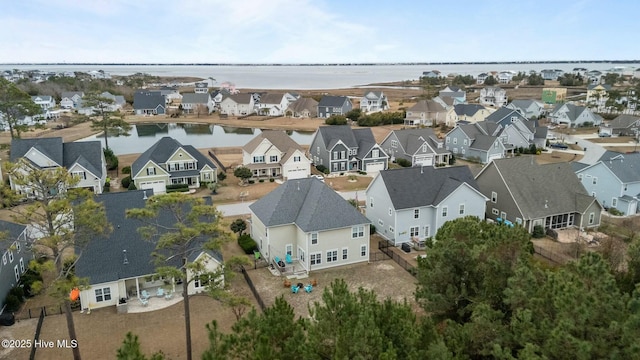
[122,277,185,313]
[126,287,184,313]
[170,175,200,188]
[247,163,282,179]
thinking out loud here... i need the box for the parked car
[549,142,569,149]
[599,132,611,137]
[546,133,557,140]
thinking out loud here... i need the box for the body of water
[3,62,638,90]
[79,123,315,155]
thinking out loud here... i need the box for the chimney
[123,250,129,265]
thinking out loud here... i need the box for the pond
[80,123,315,155]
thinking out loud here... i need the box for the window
[391,140,398,148]
[369,197,374,208]
[360,244,367,257]
[15,241,20,252]
[326,250,338,263]
[492,208,499,215]
[333,163,338,171]
[463,139,467,145]
[491,192,497,203]
[592,177,597,185]
[578,174,583,181]
[333,151,338,159]
[72,171,86,180]
[371,149,379,158]
[389,226,394,233]
[95,287,112,302]
[453,138,458,144]
[378,219,384,226]
[424,225,430,237]
[294,156,301,162]
[310,252,322,265]
[442,207,448,217]
[589,212,595,225]
[8,251,13,263]
[501,211,507,219]
[253,155,265,163]
[341,151,346,159]
[203,172,211,180]
[414,209,420,219]
[410,226,419,237]
[446,137,450,144]
[2,254,5,265]
[352,226,364,238]
[612,198,618,207]
[422,144,427,152]
[194,275,210,288]
[19,258,25,273]
[459,204,465,215]
[624,184,628,191]
[270,155,278,162]
[342,248,348,260]
[285,244,293,256]
[516,218,523,225]
[388,208,392,216]
[146,167,156,175]
[311,233,318,245]
[14,265,19,282]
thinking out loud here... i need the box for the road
[548,131,635,164]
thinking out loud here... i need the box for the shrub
[323,168,330,174]
[325,115,348,125]
[9,286,25,302]
[532,225,545,238]
[121,176,132,189]
[608,208,624,216]
[248,180,255,184]
[127,181,137,191]
[103,148,119,170]
[166,183,189,190]
[370,224,376,235]
[396,158,411,167]
[4,294,21,312]
[121,166,131,174]
[269,178,275,182]
[217,172,227,182]
[316,165,326,173]
[259,179,264,183]
[238,234,258,254]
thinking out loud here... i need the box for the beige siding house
[242,130,311,180]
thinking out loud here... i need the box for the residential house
[475,157,602,232]
[432,95,462,110]
[99,91,126,112]
[242,130,311,180]
[0,220,30,307]
[586,84,612,109]
[477,73,489,84]
[133,91,166,115]
[485,108,547,150]
[317,96,352,118]
[157,87,183,104]
[88,70,111,79]
[219,93,255,116]
[541,69,564,80]
[573,151,640,215]
[309,125,388,173]
[181,93,214,114]
[131,137,217,194]
[31,95,56,111]
[498,71,514,84]
[194,82,209,94]
[438,86,466,103]
[634,68,640,79]
[9,137,107,195]
[422,70,441,78]
[586,70,603,85]
[365,166,487,246]
[445,122,506,163]
[380,128,451,166]
[257,93,290,116]
[572,68,588,77]
[479,86,508,107]
[506,99,545,119]
[604,114,640,136]
[445,104,494,126]
[404,100,447,126]
[60,91,85,109]
[541,87,567,104]
[549,103,603,128]
[249,178,371,273]
[286,97,319,118]
[74,190,224,310]
[360,91,388,113]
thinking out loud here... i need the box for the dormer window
[372,149,379,158]
[146,167,156,175]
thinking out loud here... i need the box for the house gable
[23,146,60,168]
[132,160,170,179]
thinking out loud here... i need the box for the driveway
[550,130,605,164]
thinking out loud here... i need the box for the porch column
[135,278,140,299]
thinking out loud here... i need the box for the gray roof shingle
[249,178,370,232]
[318,95,350,108]
[10,138,103,177]
[0,220,26,250]
[131,137,216,177]
[133,91,165,110]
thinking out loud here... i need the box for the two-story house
[475,157,602,232]
[133,91,166,115]
[257,93,290,116]
[604,114,640,136]
[380,128,450,166]
[9,137,107,196]
[309,125,388,174]
[445,122,506,163]
[0,220,30,308]
[287,97,319,118]
[477,73,489,84]
[505,99,545,119]
[249,178,371,273]
[219,93,256,116]
[365,166,487,246]
[445,104,494,127]
[586,84,612,109]
[479,86,508,107]
[60,91,85,109]
[194,82,209,93]
[438,86,466,103]
[404,100,447,126]
[573,151,640,215]
[360,91,388,113]
[541,69,564,80]
[317,96,352,118]
[31,95,56,111]
[131,137,217,194]
[242,130,311,180]
[181,93,215,114]
[485,108,547,150]
[549,103,603,128]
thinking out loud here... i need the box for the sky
[0,0,638,64]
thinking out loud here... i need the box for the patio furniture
[304,284,313,293]
[141,290,150,300]
[291,285,299,294]
[283,279,292,288]
[141,298,149,307]
[285,254,292,264]
[311,279,318,287]
[165,292,173,300]
[157,288,165,297]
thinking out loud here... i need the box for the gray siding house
[573,151,640,215]
[380,128,450,166]
[475,157,602,232]
[365,166,487,246]
[485,108,547,150]
[317,96,352,118]
[309,125,388,173]
[0,220,30,308]
[445,122,506,163]
[506,99,545,119]
[549,103,602,128]
[133,91,166,115]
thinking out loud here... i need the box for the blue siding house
[0,220,30,308]
[317,96,352,118]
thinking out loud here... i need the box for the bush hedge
[316,165,327,173]
[238,234,259,254]
[121,176,132,189]
[166,183,189,190]
[217,172,227,182]
[532,225,545,238]
[121,166,131,174]
[396,158,411,167]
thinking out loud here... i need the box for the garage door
[487,153,503,162]
[286,168,307,180]
[365,162,385,173]
[139,180,166,195]
[414,155,433,166]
